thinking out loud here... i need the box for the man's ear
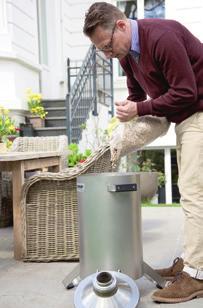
[116,19,127,32]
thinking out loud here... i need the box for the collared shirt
[129,19,140,59]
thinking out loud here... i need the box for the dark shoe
[152,271,203,303]
[155,257,184,280]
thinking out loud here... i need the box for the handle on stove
[107,183,137,192]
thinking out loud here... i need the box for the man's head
[83,2,131,59]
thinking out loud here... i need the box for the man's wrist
[137,99,152,116]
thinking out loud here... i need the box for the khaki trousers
[176,112,203,271]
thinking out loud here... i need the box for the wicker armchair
[0,136,68,228]
[11,135,68,169]
[21,144,115,262]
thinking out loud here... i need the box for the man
[83,1,203,304]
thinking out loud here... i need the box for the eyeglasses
[96,23,117,52]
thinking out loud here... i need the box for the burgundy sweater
[120,19,203,123]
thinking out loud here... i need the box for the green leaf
[68,143,79,154]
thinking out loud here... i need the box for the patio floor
[0,207,203,308]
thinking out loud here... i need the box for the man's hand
[115,100,138,122]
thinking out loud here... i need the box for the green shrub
[68,143,91,167]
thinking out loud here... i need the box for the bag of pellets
[109,116,170,166]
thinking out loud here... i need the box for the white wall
[167,0,203,40]
[79,104,112,152]
[38,0,106,99]
[0,0,40,113]
[0,58,39,110]
[62,0,90,62]
[6,0,39,64]
[39,0,65,98]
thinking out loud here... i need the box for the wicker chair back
[21,145,116,261]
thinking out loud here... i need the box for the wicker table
[0,151,62,260]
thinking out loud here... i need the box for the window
[117,1,137,20]
[144,0,165,19]
[116,0,165,20]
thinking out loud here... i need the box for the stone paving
[0,207,203,307]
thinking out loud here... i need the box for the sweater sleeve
[137,30,198,118]
[120,56,147,102]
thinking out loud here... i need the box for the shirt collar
[130,19,140,55]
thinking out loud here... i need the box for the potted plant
[68,143,92,167]
[137,158,159,200]
[26,89,47,128]
[0,106,17,152]
[125,153,165,200]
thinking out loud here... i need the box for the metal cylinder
[77,172,143,279]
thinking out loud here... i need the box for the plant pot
[139,171,158,199]
[0,142,7,153]
[20,123,35,137]
[27,115,45,128]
